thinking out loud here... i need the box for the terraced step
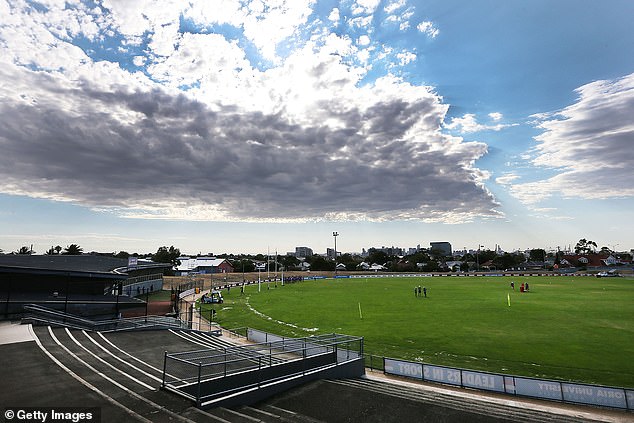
[260,405,327,423]
[330,378,594,423]
[32,326,196,423]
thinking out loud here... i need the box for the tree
[529,249,546,262]
[406,251,431,264]
[477,249,497,263]
[307,255,333,271]
[62,244,83,255]
[152,246,181,267]
[421,261,440,272]
[45,245,62,255]
[599,246,613,255]
[493,253,525,270]
[367,249,390,266]
[232,258,255,273]
[574,238,597,255]
[14,246,33,255]
[114,251,130,259]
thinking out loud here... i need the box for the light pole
[476,245,484,272]
[333,232,339,277]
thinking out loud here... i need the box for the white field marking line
[245,296,318,332]
[97,332,164,374]
[48,327,196,423]
[64,328,155,391]
[28,326,152,423]
[82,330,163,384]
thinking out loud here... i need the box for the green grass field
[201,275,634,388]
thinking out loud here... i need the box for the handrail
[21,304,196,332]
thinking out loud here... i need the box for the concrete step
[330,378,587,423]
[208,406,265,422]
[32,326,197,423]
[260,405,327,423]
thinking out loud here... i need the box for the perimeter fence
[380,357,633,410]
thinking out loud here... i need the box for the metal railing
[22,304,189,332]
[162,331,364,407]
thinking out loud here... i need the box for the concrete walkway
[0,321,35,345]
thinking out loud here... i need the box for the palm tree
[14,246,33,255]
[46,245,63,255]
[62,244,83,255]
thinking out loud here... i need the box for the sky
[1,0,633,256]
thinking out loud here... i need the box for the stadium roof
[0,255,169,274]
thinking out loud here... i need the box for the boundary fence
[380,357,633,410]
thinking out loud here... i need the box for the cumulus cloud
[0,0,501,224]
[384,0,407,15]
[509,73,634,204]
[495,173,520,186]
[417,21,439,38]
[488,112,503,121]
[444,113,517,134]
[384,3,414,32]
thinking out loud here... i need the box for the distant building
[430,242,452,257]
[294,247,313,258]
[369,246,404,257]
[175,257,234,275]
[560,253,617,269]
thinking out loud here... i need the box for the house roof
[175,257,231,271]
[562,254,613,267]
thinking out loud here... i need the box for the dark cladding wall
[0,270,124,296]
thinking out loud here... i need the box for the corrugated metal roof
[0,255,169,274]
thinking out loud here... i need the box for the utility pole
[333,232,339,277]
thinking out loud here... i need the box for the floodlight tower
[333,231,339,277]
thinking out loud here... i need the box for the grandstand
[0,307,628,422]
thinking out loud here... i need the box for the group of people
[510,281,529,292]
[414,285,427,298]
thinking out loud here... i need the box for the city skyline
[1,1,633,256]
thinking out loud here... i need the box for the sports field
[201,275,634,388]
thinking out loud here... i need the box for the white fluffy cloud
[417,21,439,38]
[509,73,634,204]
[444,113,516,134]
[0,0,501,223]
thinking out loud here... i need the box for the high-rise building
[295,246,313,258]
[430,242,452,257]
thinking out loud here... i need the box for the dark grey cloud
[0,63,499,222]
